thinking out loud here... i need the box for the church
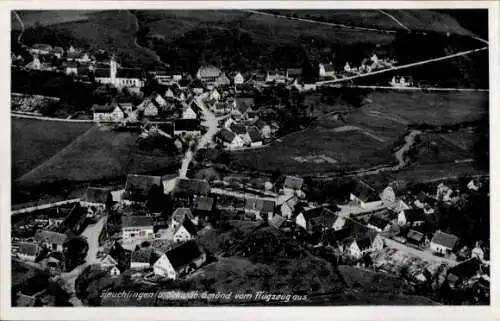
[94,57,145,94]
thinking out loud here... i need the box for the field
[267,9,475,37]
[16,125,180,187]
[363,91,488,126]
[411,133,476,165]
[12,10,93,30]
[12,118,92,180]
[230,125,395,174]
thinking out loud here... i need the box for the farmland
[16,125,180,187]
[12,10,93,30]
[12,118,92,180]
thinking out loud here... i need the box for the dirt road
[383,236,457,267]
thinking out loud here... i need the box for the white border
[1,1,498,321]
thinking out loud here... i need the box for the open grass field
[231,125,394,174]
[16,125,179,186]
[363,91,488,126]
[12,118,92,180]
[12,10,94,30]
[412,133,476,165]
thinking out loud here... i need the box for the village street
[382,236,457,267]
[81,215,107,264]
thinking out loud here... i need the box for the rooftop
[165,241,204,270]
[431,231,459,249]
[121,215,154,228]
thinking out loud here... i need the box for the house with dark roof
[398,208,425,227]
[193,197,215,218]
[215,72,231,87]
[121,215,154,239]
[17,242,41,262]
[153,241,206,279]
[164,210,198,244]
[217,128,244,150]
[173,178,210,202]
[367,215,391,233]
[346,233,384,260]
[319,63,335,77]
[447,258,481,289]
[80,187,112,210]
[244,197,275,221]
[36,230,68,252]
[406,229,425,247]
[296,206,339,233]
[29,43,52,55]
[430,231,459,255]
[174,119,201,135]
[130,247,153,269]
[283,175,304,195]
[124,174,163,202]
[269,214,286,229]
[92,103,125,122]
[247,126,263,147]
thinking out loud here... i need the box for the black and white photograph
[4,1,497,318]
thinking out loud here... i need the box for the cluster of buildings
[343,54,397,76]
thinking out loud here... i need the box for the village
[11,39,490,307]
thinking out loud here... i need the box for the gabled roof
[368,215,390,230]
[197,65,221,78]
[174,119,200,131]
[448,258,480,280]
[287,68,303,77]
[431,231,459,249]
[407,229,424,243]
[180,218,198,236]
[215,73,230,86]
[18,242,40,256]
[404,208,425,222]
[117,68,144,79]
[81,187,111,204]
[131,248,152,263]
[191,78,205,88]
[32,43,52,51]
[218,128,237,143]
[38,230,68,245]
[229,123,247,135]
[121,215,154,228]
[177,79,191,87]
[165,240,204,270]
[172,208,194,223]
[125,174,163,196]
[174,178,210,196]
[355,234,377,251]
[310,208,339,227]
[235,97,255,114]
[247,126,262,142]
[195,197,215,212]
[269,215,285,229]
[255,119,269,130]
[283,175,304,190]
[92,104,116,113]
[245,198,275,213]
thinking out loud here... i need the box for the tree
[63,236,89,271]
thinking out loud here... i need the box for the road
[327,84,489,92]
[178,93,218,178]
[383,236,457,267]
[11,112,95,123]
[81,216,107,264]
[378,10,410,32]
[13,11,25,44]
[11,198,80,216]
[316,46,488,86]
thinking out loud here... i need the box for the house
[255,119,272,139]
[173,178,210,201]
[286,68,303,80]
[471,243,485,261]
[108,266,121,276]
[430,231,459,255]
[65,61,78,75]
[367,216,391,233]
[92,103,125,122]
[247,126,263,147]
[29,43,52,55]
[397,208,425,226]
[130,248,153,269]
[121,215,154,239]
[234,97,255,114]
[319,63,335,77]
[406,229,425,247]
[346,233,384,260]
[164,211,198,243]
[269,214,286,229]
[96,254,119,269]
[17,242,41,262]
[447,258,481,289]
[283,175,304,195]
[209,89,221,101]
[124,174,163,202]
[244,198,275,221]
[177,79,191,90]
[214,73,231,87]
[234,72,245,85]
[94,57,145,91]
[193,197,215,218]
[266,71,287,83]
[80,187,112,210]
[306,206,342,232]
[25,55,42,70]
[191,78,205,94]
[279,195,299,219]
[213,101,230,115]
[142,97,160,117]
[182,103,198,119]
[153,241,206,279]
[332,215,347,231]
[174,119,201,136]
[218,128,245,150]
[196,65,222,83]
[467,179,481,191]
[36,230,68,252]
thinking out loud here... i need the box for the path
[11,198,80,216]
[242,9,397,34]
[378,10,411,32]
[11,112,95,123]
[128,10,169,68]
[327,84,489,92]
[13,11,25,44]
[332,125,386,143]
[383,236,457,266]
[316,46,488,86]
[178,93,218,178]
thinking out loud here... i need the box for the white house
[209,89,221,101]
[17,242,41,262]
[36,230,68,253]
[295,213,307,230]
[182,104,198,120]
[397,208,425,227]
[234,72,245,85]
[196,65,221,83]
[80,187,112,211]
[92,104,125,122]
[25,56,42,70]
[430,231,459,255]
[163,208,198,244]
[347,234,384,260]
[367,216,391,233]
[108,266,121,276]
[218,128,245,150]
[121,216,154,240]
[153,241,206,279]
[319,63,335,77]
[65,61,78,75]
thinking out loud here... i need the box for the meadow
[11,118,92,180]
[16,125,180,187]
